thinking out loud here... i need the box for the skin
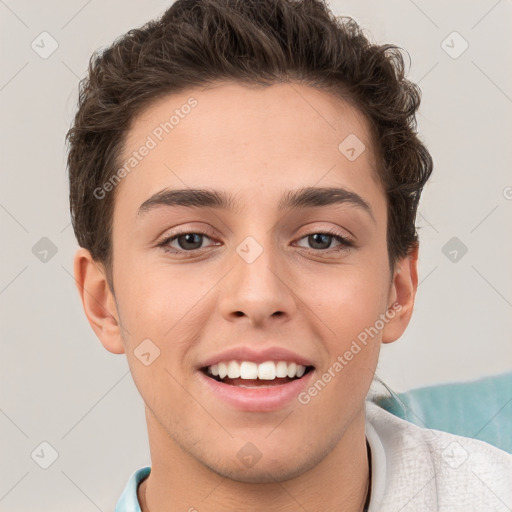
[74,82,418,512]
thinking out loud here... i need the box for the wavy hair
[66,0,433,289]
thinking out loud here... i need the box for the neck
[139,407,369,512]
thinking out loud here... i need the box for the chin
[202,446,328,484]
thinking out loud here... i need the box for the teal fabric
[373,371,512,454]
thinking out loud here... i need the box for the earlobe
[381,244,419,344]
[73,248,125,354]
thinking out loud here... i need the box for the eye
[295,230,354,252]
[157,229,218,254]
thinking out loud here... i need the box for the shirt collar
[115,466,151,512]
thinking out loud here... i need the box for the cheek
[114,250,177,327]
[301,263,390,392]
[305,266,389,333]
[114,258,213,361]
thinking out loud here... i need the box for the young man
[66,1,512,510]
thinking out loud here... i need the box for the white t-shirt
[115,400,512,511]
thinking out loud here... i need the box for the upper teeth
[208,361,307,380]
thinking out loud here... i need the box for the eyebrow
[137,186,374,221]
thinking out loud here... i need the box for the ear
[381,244,419,344]
[73,247,125,354]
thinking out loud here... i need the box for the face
[76,81,416,483]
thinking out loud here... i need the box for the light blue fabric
[115,466,150,512]
[374,371,512,454]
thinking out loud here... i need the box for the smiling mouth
[201,360,315,388]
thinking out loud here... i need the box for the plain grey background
[1,0,511,510]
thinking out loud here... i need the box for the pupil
[179,233,202,250]
[310,233,330,249]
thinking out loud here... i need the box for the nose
[218,237,297,327]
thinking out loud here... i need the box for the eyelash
[156,227,354,257]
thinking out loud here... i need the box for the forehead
[115,81,383,216]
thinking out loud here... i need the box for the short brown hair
[66,0,433,290]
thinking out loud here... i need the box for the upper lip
[197,346,315,369]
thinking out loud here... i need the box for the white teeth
[275,361,288,378]
[258,361,276,380]
[206,360,309,381]
[218,362,228,379]
[240,361,258,379]
[287,362,297,378]
[227,361,240,379]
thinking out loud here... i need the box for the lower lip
[197,369,316,412]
